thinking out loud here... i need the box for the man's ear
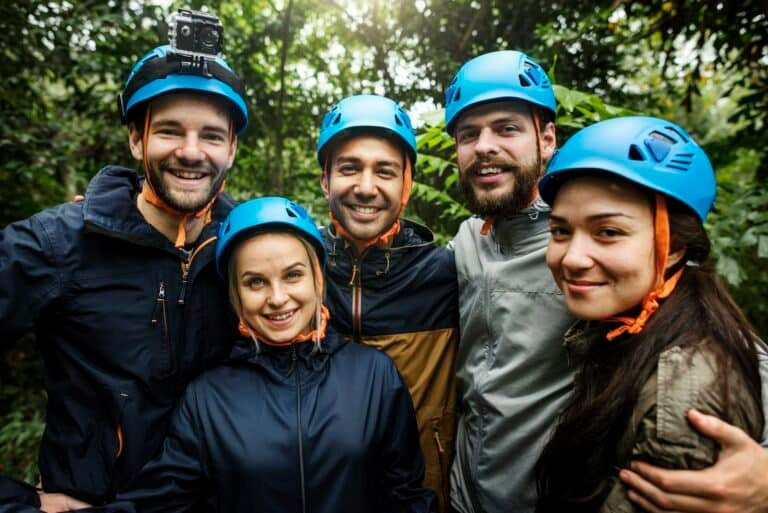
[227,136,238,168]
[320,172,330,200]
[540,122,557,162]
[666,246,686,270]
[128,124,144,161]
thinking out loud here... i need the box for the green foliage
[1,0,767,482]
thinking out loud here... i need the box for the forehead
[332,134,404,160]
[234,232,309,268]
[455,100,531,130]
[553,174,653,215]
[150,92,230,126]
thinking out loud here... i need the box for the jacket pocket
[150,280,173,377]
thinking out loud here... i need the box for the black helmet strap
[118,54,245,123]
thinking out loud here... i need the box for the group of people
[1,9,768,513]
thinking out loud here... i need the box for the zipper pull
[178,264,189,305]
[158,281,168,337]
[349,264,359,287]
[151,281,166,326]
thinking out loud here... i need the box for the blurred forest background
[1,0,767,482]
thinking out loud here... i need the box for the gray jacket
[450,201,574,513]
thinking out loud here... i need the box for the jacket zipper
[349,261,363,343]
[151,281,169,340]
[292,346,307,513]
[178,236,217,305]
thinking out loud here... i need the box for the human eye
[500,123,520,135]
[549,225,570,240]
[203,132,227,143]
[246,276,265,288]
[456,128,478,144]
[595,226,625,239]
[285,269,305,281]
[377,167,398,178]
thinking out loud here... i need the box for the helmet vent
[645,132,676,162]
[222,222,231,234]
[394,114,403,126]
[628,144,646,161]
[332,112,342,125]
[519,74,532,87]
[665,125,689,142]
[665,152,694,172]
[285,207,298,218]
[453,87,461,102]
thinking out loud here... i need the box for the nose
[267,282,288,308]
[355,169,377,198]
[175,134,204,163]
[474,127,499,157]
[560,234,594,272]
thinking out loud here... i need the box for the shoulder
[628,341,760,469]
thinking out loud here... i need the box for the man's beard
[459,157,541,217]
[147,158,224,213]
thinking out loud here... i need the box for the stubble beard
[459,157,542,217]
[148,159,224,213]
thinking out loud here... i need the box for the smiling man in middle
[317,94,459,512]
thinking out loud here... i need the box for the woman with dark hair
[97,196,436,513]
[534,117,765,513]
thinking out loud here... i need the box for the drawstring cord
[605,194,684,340]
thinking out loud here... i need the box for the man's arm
[619,409,768,513]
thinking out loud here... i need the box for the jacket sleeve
[599,345,764,513]
[0,476,40,510]
[0,213,63,348]
[377,362,438,513]
[104,385,208,513]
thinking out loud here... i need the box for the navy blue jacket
[98,333,437,513]
[0,166,236,506]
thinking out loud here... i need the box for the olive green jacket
[564,323,765,513]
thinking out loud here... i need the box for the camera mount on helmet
[117,8,248,134]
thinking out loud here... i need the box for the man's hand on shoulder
[38,491,91,513]
[619,409,768,513]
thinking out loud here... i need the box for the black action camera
[168,8,223,59]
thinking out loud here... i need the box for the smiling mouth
[165,167,210,180]
[347,204,382,214]
[264,310,296,322]
[475,166,507,176]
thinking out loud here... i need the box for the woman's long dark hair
[535,196,765,513]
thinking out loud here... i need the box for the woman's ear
[666,246,686,270]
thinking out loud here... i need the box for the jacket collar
[81,165,234,249]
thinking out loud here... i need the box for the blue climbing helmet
[119,44,249,134]
[539,116,716,222]
[215,197,325,278]
[444,50,557,134]
[316,94,417,166]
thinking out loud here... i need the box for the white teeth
[350,205,378,214]
[173,170,205,179]
[267,311,293,321]
[477,167,503,176]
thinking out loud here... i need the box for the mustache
[158,159,216,175]
[464,158,515,175]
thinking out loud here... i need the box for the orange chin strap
[479,105,543,237]
[324,155,413,252]
[605,194,685,341]
[138,106,230,248]
[238,249,330,347]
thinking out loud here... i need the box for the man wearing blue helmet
[444,50,571,513]
[446,51,768,513]
[317,94,459,512]
[0,9,247,510]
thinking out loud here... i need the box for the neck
[137,194,205,245]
